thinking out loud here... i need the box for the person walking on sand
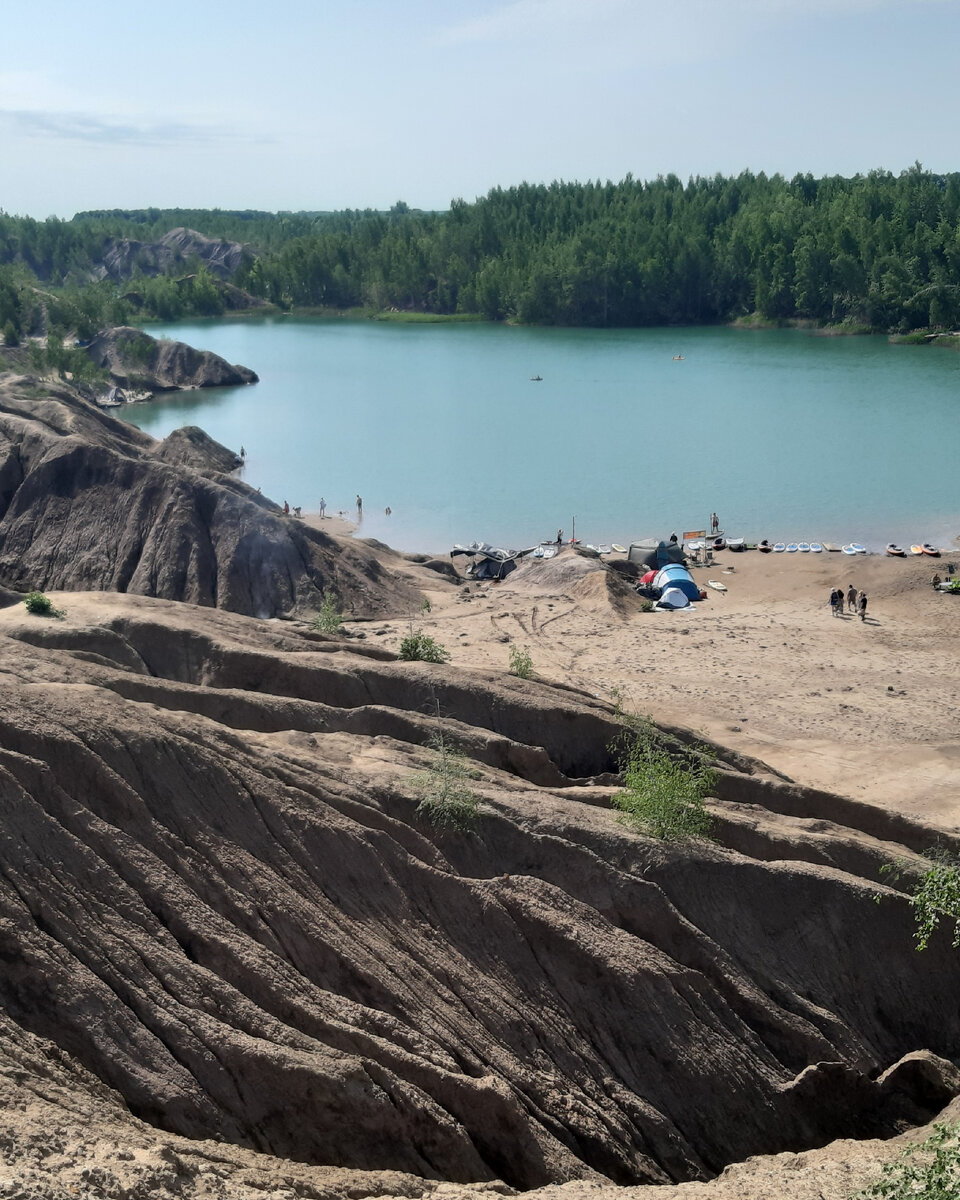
[846,584,857,614]
[858,591,868,622]
[319,497,326,518]
[829,587,841,616]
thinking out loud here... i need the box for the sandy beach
[311,529,960,835]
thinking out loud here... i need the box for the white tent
[656,586,690,610]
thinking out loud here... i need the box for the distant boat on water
[530,375,543,381]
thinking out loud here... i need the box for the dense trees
[3,166,960,331]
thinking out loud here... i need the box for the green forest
[3,165,960,339]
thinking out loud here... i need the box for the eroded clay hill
[0,377,421,618]
[0,589,958,1191]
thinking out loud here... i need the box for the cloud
[0,108,247,147]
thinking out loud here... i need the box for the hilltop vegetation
[2,165,960,335]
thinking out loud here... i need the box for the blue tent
[653,563,700,601]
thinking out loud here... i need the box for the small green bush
[508,645,533,679]
[23,591,64,618]
[855,1121,960,1199]
[639,597,655,612]
[311,593,343,635]
[882,850,960,951]
[398,629,450,663]
[411,732,481,833]
[611,718,714,842]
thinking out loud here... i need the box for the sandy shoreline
[311,529,960,835]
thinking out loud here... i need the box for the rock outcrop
[0,590,958,1191]
[0,377,421,618]
[86,326,258,392]
[97,227,248,282]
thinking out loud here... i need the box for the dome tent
[653,563,700,602]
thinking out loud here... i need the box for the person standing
[319,497,326,518]
[846,584,857,613]
[711,512,719,534]
[356,494,363,517]
[557,528,563,544]
[858,591,868,622]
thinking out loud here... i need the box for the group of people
[830,584,868,621]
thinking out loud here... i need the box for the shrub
[410,732,481,833]
[23,591,64,618]
[639,597,655,612]
[882,850,960,951]
[508,645,533,679]
[311,593,343,635]
[855,1121,960,1199]
[398,629,450,663]
[611,717,714,842]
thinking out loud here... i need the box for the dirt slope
[0,590,957,1192]
[0,377,422,618]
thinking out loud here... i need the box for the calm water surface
[122,319,960,554]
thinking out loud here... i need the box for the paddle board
[810,543,823,553]
[707,580,727,591]
[611,544,627,553]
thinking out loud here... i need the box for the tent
[653,563,700,601]
[450,541,529,580]
[629,539,686,569]
[656,586,690,609]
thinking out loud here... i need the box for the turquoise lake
[123,318,960,554]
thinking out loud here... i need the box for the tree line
[3,165,960,337]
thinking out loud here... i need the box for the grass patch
[855,1121,960,1199]
[508,645,533,679]
[611,717,714,842]
[23,591,65,618]
[398,629,450,663]
[311,593,343,635]
[410,731,481,833]
[881,850,960,951]
[371,310,483,323]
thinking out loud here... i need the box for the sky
[1,0,958,218]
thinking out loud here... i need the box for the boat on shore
[922,543,941,556]
[886,543,906,557]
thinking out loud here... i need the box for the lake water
[122,318,960,555]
